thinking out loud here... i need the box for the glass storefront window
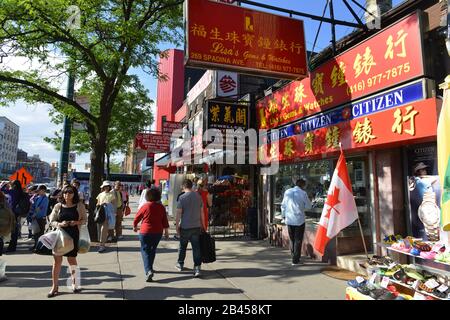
[271,157,372,237]
[272,160,332,224]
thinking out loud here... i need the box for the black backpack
[14,193,31,218]
[94,204,106,224]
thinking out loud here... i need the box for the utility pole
[58,74,75,185]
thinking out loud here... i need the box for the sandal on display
[410,248,421,256]
[404,266,425,281]
[347,278,366,288]
[413,241,432,252]
[418,281,434,293]
[420,251,437,260]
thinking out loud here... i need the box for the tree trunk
[106,152,111,180]
[87,134,107,242]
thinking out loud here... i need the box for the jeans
[177,227,202,267]
[288,224,305,264]
[7,218,20,251]
[139,233,162,274]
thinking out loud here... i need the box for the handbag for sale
[199,232,216,263]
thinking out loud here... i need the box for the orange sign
[9,167,33,188]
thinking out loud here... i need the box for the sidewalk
[0,196,347,300]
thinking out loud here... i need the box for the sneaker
[145,271,153,282]
[175,263,183,271]
[193,266,201,278]
[98,246,106,253]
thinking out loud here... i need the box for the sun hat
[414,162,428,173]
[100,181,112,189]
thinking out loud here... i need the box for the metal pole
[58,74,75,186]
[357,217,370,260]
[329,0,337,56]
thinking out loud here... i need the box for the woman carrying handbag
[47,185,87,298]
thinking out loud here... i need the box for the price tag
[412,280,420,290]
[356,276,365,284]
[413,292,426,300]
[437,284,449,293]
[388,263,397,269]
[381,276,390,288]
[369,272,378,285]
[424,279,440,289]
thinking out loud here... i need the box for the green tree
[0,0,183,238]
[44,78,153,177]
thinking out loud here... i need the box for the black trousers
[288,224,305,264]
[32,218,47,249]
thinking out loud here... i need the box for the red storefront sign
[185,0,307,79]
[134,133,170,153]
[162,121,184,135]
[257,12,425,129]
[260,98,438,163]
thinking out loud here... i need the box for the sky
[0,0,406,172]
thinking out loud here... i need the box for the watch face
[418,202,440,226]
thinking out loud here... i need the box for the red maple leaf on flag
[324,187,341,219]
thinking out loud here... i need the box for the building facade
[0,116,19,178]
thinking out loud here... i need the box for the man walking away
[281,179,312,266]
[113,181,124,241]
[175,179,205,277]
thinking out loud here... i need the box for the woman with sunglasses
[47,185,87,298]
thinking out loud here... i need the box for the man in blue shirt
[29,185,49,251]
[281,179,312,265]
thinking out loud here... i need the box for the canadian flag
[314,150,358,255]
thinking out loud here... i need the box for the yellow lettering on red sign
[283,139,295,157]
[391,105,418,136]
[353,46,376,78]
[258,37,271,50]
[259,108,267,128]
[331,62,346,88]
[290,42,303,54]
[353,117,376,144]
[242,33,255,47]
[191,24,207,38]
[312,72,325,96]
[225,31,240,45]
[294,83,307,103]
[281,94,290,110]
[270,144,277,158]
[268,99,278,114]
[210,27,223,40]
[385,29,408,60]
[326,126,340,149]
[274,39,288,52]
[304,132,315,154]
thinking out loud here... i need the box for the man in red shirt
[133,188,169,282]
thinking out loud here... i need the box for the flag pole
[339,143,370,260]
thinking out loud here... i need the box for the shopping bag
[31,219,40,235]
[78,225,91,254]
[124,205,131,217]
[52,228,74,256]
[199,232,216,263]
[94,205,106,224]
[38,230,58,249]
[0,259,6,278]
[34,239,54,255]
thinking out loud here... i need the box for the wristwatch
[418,191,440,242]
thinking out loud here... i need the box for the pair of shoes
[175,263,184,271]
[146,271,154,282]
[193,266,201,278]
[98,246,106,253]
[72,285,82,293]
[47,287,59,298]
[291,260,304,266]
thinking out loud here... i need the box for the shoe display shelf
[375,242,450,300]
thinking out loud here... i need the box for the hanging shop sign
[259,98,438,164]
[184,0,307,80]
[266,79,427,144]
[257,12,425,129]
[134,133,170,153]
[162,121,184,135]
[216,71,239,97]
[204,100,249,131]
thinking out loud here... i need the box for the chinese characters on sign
[185,0,307,79]
[205,100,249,131]
[261,98,437,163]
[257,13,424,130]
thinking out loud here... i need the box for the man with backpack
[0,180,30,253]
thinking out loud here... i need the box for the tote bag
[52,228,74,256]
[78,225,91,254]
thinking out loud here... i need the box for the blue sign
[266,80,425,143]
